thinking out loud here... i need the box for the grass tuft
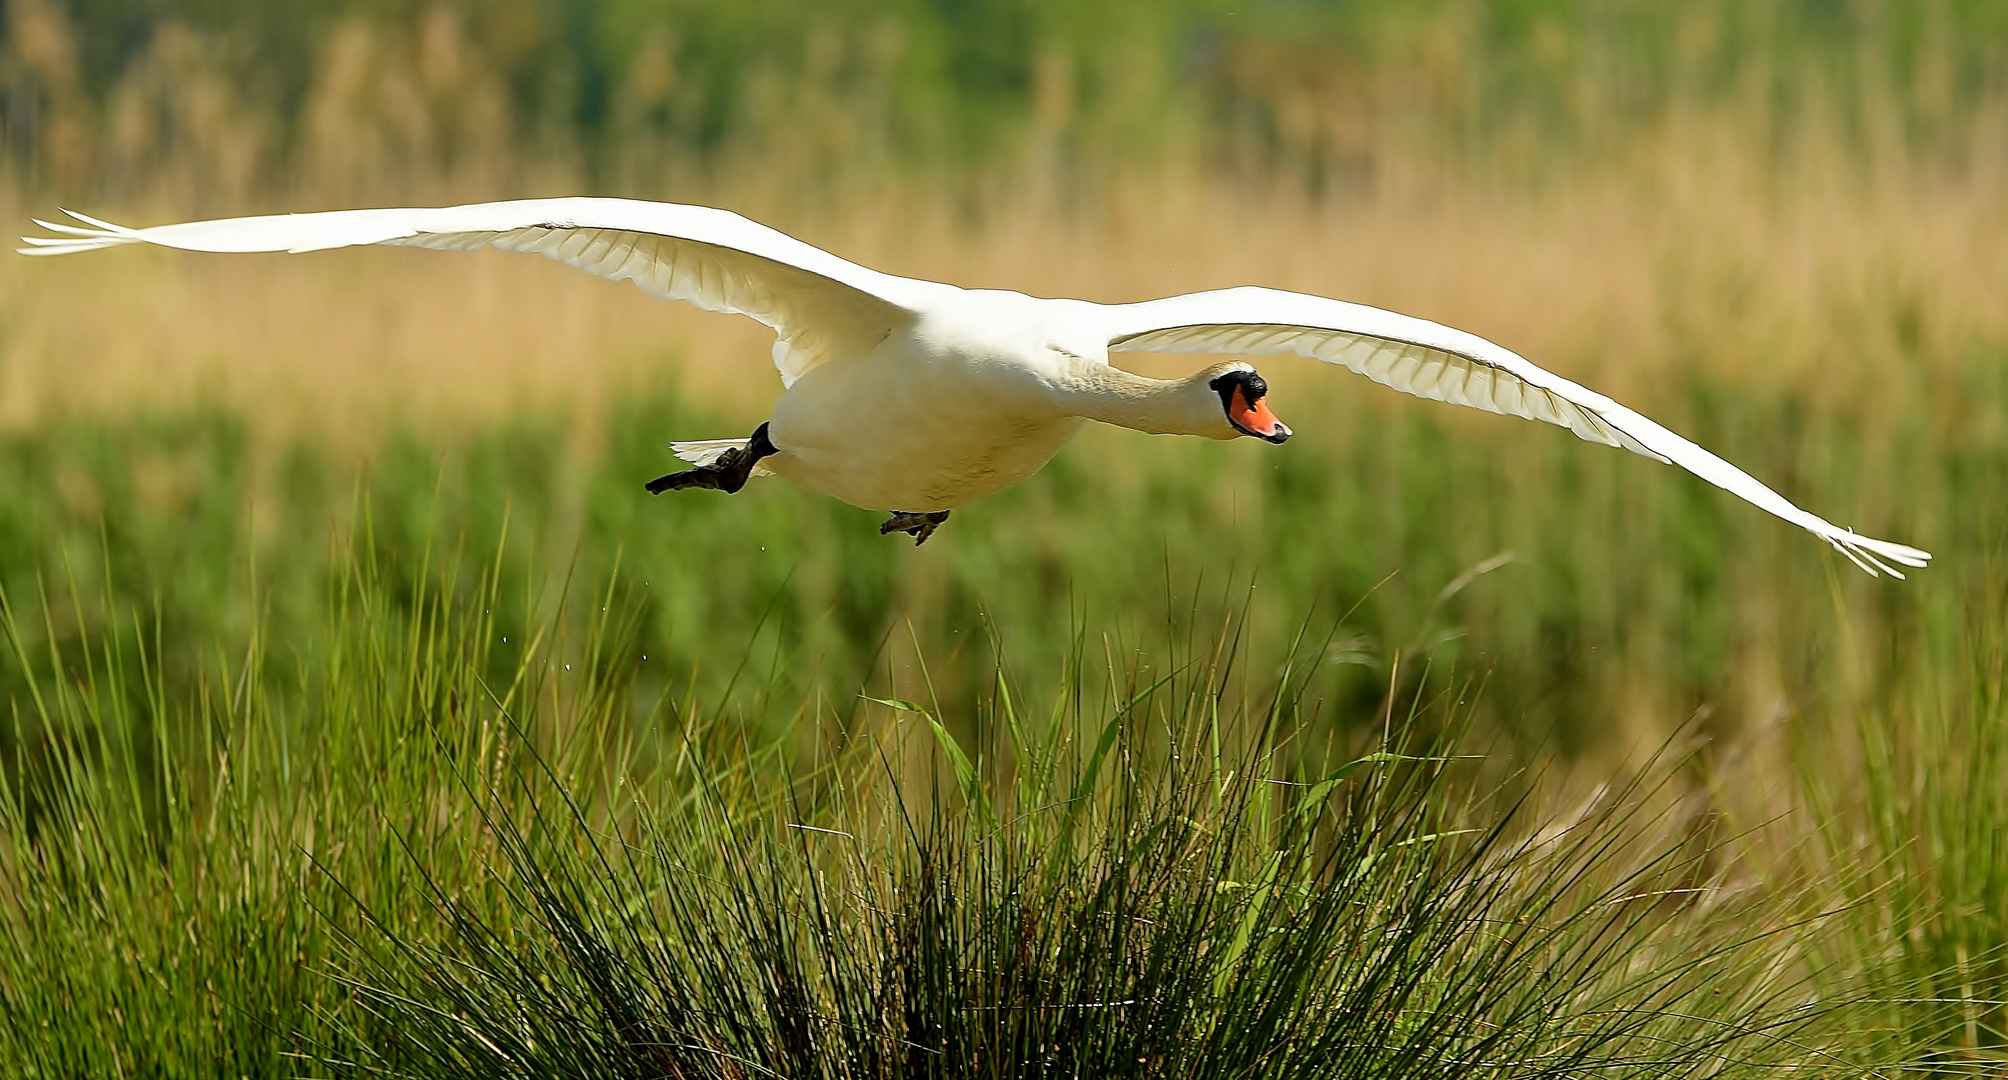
[325,614,1863,1079]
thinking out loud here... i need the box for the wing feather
[19,197,934,385]
[1100,285,1929,576]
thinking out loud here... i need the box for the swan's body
[21,197,1930,574]
[767,290,1095,510]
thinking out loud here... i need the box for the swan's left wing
[20,198,930,385]
[1099,285,1929,577]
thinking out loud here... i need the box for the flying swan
[21,198,1928,575]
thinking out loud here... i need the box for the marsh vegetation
[0,1,2002,1075]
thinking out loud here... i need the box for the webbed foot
[880,510,951,546]
[647,423,776,496]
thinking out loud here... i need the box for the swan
[21,198,1929,574]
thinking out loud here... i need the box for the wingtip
[1829,537,1887,578]
[1827,529,1931,579]
[19,209,137,255]
[16,239,107,256]
[32,218,107,238]
[60,208,128,232]
[1848,532,1932,568]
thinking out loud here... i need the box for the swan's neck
[1062,366,1235,440]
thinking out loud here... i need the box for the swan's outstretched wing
[20,198,926,385]
[1099,285,1929,576]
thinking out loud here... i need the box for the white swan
[21,198,1929,573]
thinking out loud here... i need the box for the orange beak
[1228,384,1292,443]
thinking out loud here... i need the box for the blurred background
[0,2,2005,1072]
[0,0,2003,758]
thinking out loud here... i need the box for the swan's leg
[646,422,777,495]
[880,510,951,546]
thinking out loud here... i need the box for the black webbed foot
[880,510,951,546]
[647,423,776,496]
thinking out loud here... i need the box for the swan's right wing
[1099,285,1929,577]
[21,197,932,385]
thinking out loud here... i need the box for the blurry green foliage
[5,0,2006,193]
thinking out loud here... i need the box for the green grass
[0,527,1871,1077]
[4,0,2003,1068]
[1801,590,2008,1071]
[0,336,1999,1074]
[326,661,1849,1079]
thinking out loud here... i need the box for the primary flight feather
[20,197,1930,573]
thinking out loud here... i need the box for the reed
[0,1,2002,1074]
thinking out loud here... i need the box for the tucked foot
[646,422,776,496]
[880,510,951,546]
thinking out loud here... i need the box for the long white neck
[1059,366,1238,440]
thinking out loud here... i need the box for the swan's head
[1208,365,1292,444]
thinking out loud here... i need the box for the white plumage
[21,197,1930,574]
